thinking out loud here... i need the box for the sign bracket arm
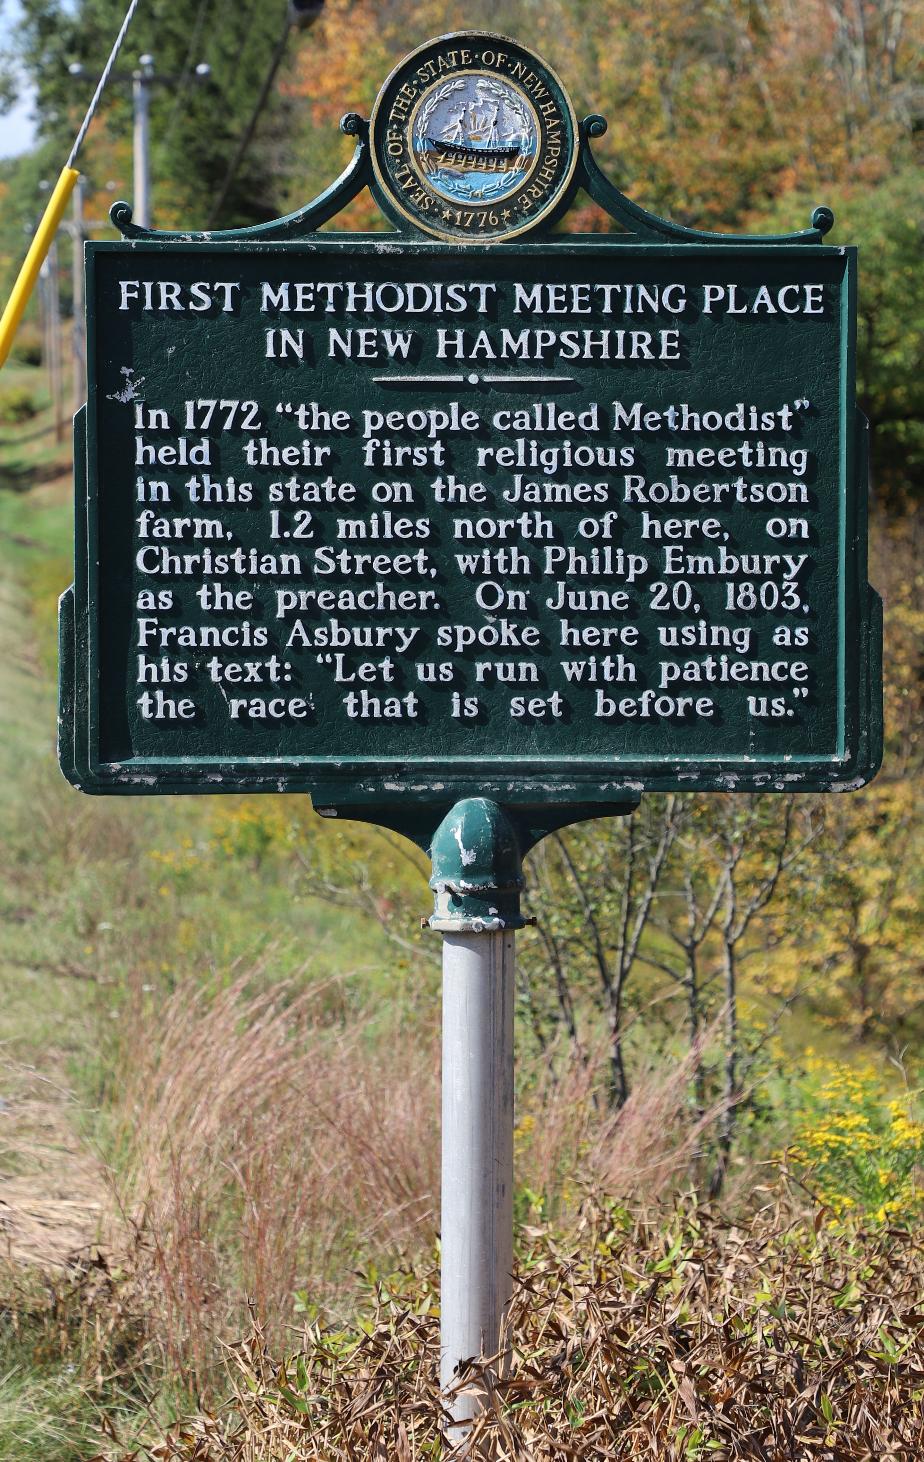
[576,115,835,247]
[106,109,837,249]
[109,114,373,242]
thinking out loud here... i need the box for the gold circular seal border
[406,71,543,211]
[369,31,580,244]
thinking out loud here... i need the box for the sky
[0,0,38,159]
[1,87,37,158]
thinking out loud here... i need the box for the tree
[682,797,819,1195]
[288,0,921,231]
[522,798,682,1108]
[518,790,825,1201]
[755,166,924,498]
[786,784,924,1047]
[2,0,304,228]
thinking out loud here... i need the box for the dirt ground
[0,1067,109,1271]
[0,461,112,1278]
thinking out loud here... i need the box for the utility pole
[71,174,86,407]
[38,257,49,387]
[36,179,66,439]
[51,240,64,441]
[42,241,65,442]
[132,53,153,228]
[62,175,111,410]
[37,184,52,381]
[67,53,210,233]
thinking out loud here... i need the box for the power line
[227,0,266,93]
[162,0,214,146]
[206,0,325,227]
[0,0,143,368]
[206,15,291,227]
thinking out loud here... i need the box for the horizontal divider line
[371,373,577,385]
[372,374,466,384]
[482,374,575,384]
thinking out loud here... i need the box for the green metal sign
[60,32,882,828]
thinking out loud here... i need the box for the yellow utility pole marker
[0,166,79,369]
[0,0,142,369]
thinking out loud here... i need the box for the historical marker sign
[60,33,881,814]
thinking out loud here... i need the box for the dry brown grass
[99,1196,924,1461]
[109,972,440,1390]
[8,976,922,1459]
[515,1030,725,1208]
[105,974,729,1404]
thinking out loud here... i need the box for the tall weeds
[110,972,440,1392]
[516,1025,727,1209]
[109,976,726,1396]
[121,1198,924,1461]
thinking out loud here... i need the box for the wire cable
[67,0,144,168]
[227,0,266,92]
[162,0,213,146]
[0,0,143,366]
[205,2,325,227]
[206,13,292,227]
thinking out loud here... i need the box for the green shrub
[0,386,40,424]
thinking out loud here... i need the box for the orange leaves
[276,0,919,235]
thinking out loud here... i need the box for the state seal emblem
[370,33,579,242]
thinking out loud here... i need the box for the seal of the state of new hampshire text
[370,33,579,242]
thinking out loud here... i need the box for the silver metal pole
[425,797,635,1436]
[133,57,152,227]
[441,928,515,1427]
[427,799,524,1439]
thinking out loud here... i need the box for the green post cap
[428,798,526,932]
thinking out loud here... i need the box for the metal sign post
[439,922,514,1422]
[59,27,883,1435]
[429,800,520,1424]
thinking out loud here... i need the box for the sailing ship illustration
[425,95,529,171]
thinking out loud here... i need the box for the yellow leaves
[889,1115,924,1148]
[279,0,919,237]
